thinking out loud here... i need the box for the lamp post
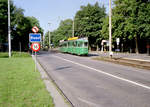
[8,0,11,58]
[42,34,44,48]
[48,23,51,49]
[72,19,75,37]
[109,0,112,58]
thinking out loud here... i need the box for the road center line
[53,55,150,90]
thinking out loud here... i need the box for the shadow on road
[79,53,99,57]
[55,66,72,71]
[87,53,99,57]
[31,50,59,56]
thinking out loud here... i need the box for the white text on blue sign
[29,33,41,42]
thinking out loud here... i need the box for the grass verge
[0,53,54,107]
[0,51,31,58]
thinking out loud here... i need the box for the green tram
[59,37,88,55]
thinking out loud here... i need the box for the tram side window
[62,44,65,48]
[78,42,83,47]
[63,43,66,48]
[73,41,77,47]
[62,43,66,48]
[68,42,73,47]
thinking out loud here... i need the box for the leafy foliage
[45,19,72,47]
[101,0,150,53]
[0,0,15,43]
[74,2,106,49]
[0,0,43,51]
[49,2,106,49]
[12,16,43,51]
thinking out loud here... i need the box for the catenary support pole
[48,23,51,49]
[8,0,11,58]
[109,0,112,58]
[72,19,74,37]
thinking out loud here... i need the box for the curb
[32,56,71,107]
[93,56,150,70]
[122,57,150,63]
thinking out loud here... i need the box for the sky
[13,0,109,34]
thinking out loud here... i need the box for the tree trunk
[135,35,139,54]
[96,44,99,51]
[88,44,91,51]
[19,42,21,53]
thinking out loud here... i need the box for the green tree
[43,31,51,48]
[50,19,73,47]
[0,0,43,51]
[112,0,150,53]
[74,2,106,50]
[0,0,15,44]
[101,16,109,40]
[12,16,43,51]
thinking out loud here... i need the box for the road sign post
[35,51,37,72]
[30,26,41,71]
[31,42,40,72]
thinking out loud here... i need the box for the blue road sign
[29,33,41,42]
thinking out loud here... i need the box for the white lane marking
[53,55,150,90]
[78,97,99,107]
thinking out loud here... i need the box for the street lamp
[109,0,112,58]
[72,19,75,37]
[48,23,51,49]
[8,0,11,58]
[42,33,44,48]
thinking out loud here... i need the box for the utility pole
[72,19,74,37]
[49,31,50,49]
[109,0,112,57]
[48,23,51,49]
[43,34,44,48]
[8,0,11,58]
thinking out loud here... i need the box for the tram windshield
[84,42,88,47]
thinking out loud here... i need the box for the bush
[0,52,8,58]
[0,52,31,58]
[12,51,31,57]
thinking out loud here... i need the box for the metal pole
[19,42,21,54]
[43,34,44,48]
[8,0,11,58]
[72,19,74,37]
[49,31,51,48]
[35,51,36,72]
[109,0,112,57]
[48,23,51,49]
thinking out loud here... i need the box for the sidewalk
[89,51,150,62]
[32,56,70,107]
[89,51,150,70]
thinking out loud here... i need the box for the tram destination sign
[29,33,41,42]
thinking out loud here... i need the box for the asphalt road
[37,51,150,107]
